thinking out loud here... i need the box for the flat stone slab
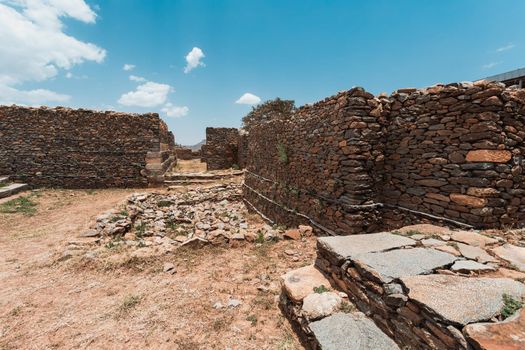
[464,308,525,350]
[301,292,342,319]
[400,275,525,326]
[318,232,415,263]
[451,260,496,273]
[281,265,331,302]
[0,183,29,199]
[354,248,458,282]
[451,231,498,248]
[309,312,399,350]
[457,243,498,263]
[492,244,525,272]
[397,224,454,236]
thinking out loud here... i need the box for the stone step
[279,264,399,349]
[164,170,244,181]
[0,175,9,185]
[0,183,29,199]
[315,232,525,349]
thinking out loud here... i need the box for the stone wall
[0,106,176,188]
[243,82,525,232]
[243,88,385,235]
[203,127,240,170]
[175,147,201,160]
[383,82,525,229]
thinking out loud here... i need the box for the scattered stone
[227,298,241,308]
[464,308,525,350]
[298,225,313,236]
[450,260,496,273]
[492,244,525,272]
[400,275,525,325]
[213,302,224,309]
[309,312,400,350]
[181,237,209,248]
[301,292,342,319]
[284,249,296,256]
[163,262,176,274]
[79,230,98,238]
[281,265,331,302]
[283,229,301,240]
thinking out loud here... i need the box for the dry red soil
[0,187,314,349]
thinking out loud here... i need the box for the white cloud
[0,0,105,104]
[65,72,73,78]
[0,84,70,105]
[184,47,205,73]
[129,75,146,82]
[235,92,261,105]
[496,43,515,53]
[161,103,189,118]
[482,62,501,69]
[118,81,172,107]
[123,63,135,71]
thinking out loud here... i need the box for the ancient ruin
[2,80,525,350]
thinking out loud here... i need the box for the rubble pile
[82,184,313,250]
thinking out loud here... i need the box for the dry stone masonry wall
[243,81,525,232]
[0,106,176,188]
[203,127,241,170]
[244,88,385,235]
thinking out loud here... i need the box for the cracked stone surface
[492,244,525,272]
[281,265,331,302]
[400,275,525,326]
[464,308,525,350]
[457,243,498,263]
[301,292,342,319]
[451,260,496,273]
[317,233,415,262]
[451,231,499,248]
[354,248,458,282]
[309,312,400,350]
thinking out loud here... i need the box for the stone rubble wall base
[243,82,525,232]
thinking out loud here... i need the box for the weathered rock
[318,233,415,263]
[421,238,447,247]
[492,244,525,272]
[465,150,512,163]
[435,244,461,256]
[283,229,301,240]
[450,194,487,208]
[354,248,458,282]
[298,225,313,236]
[281,265,331,302]
[309,312,400,350]
[451,231,498,248]
[450,260,496,273]
[457,243,498,263]
[400,275,525,325]
[464,308,525,350]
[301,292,342,319]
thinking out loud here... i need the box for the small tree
[242,98,296,129]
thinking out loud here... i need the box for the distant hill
[186,139,205,151]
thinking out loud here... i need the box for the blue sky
[1,0,524,145]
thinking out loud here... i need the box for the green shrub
[277,143,288,164]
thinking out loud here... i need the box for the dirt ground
[0,184,314,349]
